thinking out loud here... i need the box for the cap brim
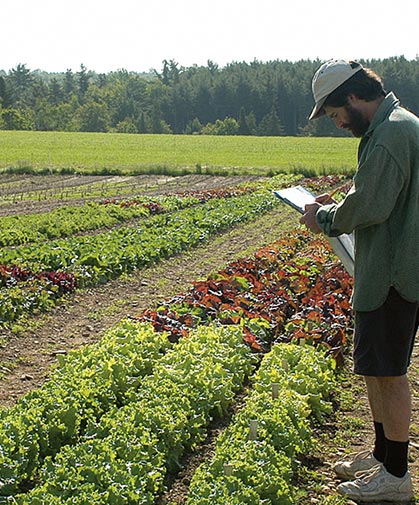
[309,96,327,120]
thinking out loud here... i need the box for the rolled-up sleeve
[316,203,341,236]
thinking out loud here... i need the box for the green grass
[0,131,358,176]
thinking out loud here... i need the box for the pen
[322,183,347,204]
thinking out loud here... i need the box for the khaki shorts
[354,287,419,376]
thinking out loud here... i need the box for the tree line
[0,57,418,137]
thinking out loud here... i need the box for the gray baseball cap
[309,59,363,120]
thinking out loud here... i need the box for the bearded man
[301,59,419,502]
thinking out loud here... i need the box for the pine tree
[258,107,284,136]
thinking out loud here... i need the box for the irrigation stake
[272,382,280,399]
[282,358,289,372]
[249,419,258,440]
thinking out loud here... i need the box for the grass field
[0,130,358,176]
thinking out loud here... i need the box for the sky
[2,0,419,74]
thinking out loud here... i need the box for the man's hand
[300,202,322,233]
[315,193,337,205]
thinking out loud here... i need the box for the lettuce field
[0,170,357,503]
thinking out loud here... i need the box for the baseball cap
[309,59,363,120]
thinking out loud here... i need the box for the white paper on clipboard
[274,185,355,276]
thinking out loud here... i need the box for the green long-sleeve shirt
[316,92,419,311]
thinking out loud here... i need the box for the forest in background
[1,56,418,137]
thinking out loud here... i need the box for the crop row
[0,266,77,324]
[0,186,259,247]
[0,321,171,497]
[0,189,278,325]
[0,190,283,276]
[137,230,353,356]
[186,343,337,504]
[0,176,154,204]
[5,324,257,503]
[19,340,337,505]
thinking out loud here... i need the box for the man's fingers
[315,193,331,204]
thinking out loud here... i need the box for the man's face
[325,101,370,138]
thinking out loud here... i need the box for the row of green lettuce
[2,323,256,502]
[0,188,254,248]
[0,196,179,247]
[12,324,258,504]
[0,189,278,276]
[0,321,170,497]
[186,343,336,505]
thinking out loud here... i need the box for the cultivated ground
[0,173,262,216]
[0,174,418,503]
[0,205,298,406]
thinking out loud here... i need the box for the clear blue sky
[3,0,418,74]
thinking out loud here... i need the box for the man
[301,59,419,502]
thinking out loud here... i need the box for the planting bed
[1,173,418,503]
[0,174,262,217]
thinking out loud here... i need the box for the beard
[343,103,370,137]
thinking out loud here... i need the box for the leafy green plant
[186,344,337,504]
[0,321,170,496]
[13,325,257,503]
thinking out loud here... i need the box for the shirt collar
[365,92,400,136]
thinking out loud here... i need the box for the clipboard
[274,185,355,276]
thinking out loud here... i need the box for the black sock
[373,421,386,463]
[384,439,409,478]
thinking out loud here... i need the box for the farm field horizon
[2,5,418,501]
[0,130,358,176]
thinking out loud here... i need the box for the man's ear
[347,94,360,106]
